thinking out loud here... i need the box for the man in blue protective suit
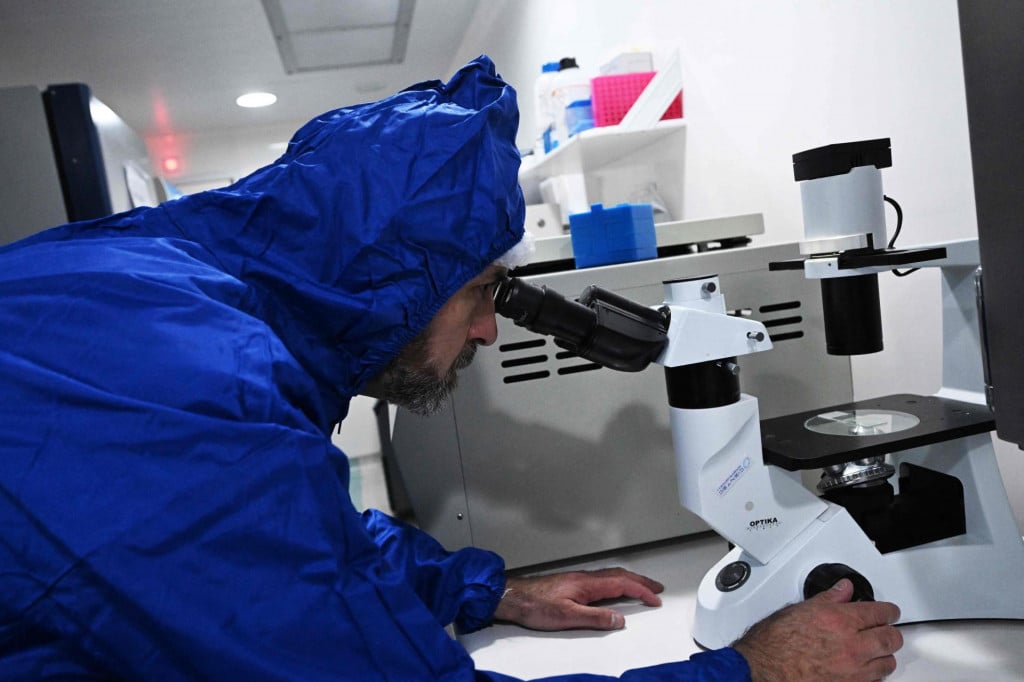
[0,56,901,680]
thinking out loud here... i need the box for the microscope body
[650,253,1024,650]
[656,277,825,566]
[687,140,1024,647]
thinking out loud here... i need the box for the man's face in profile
[368,265,505,415]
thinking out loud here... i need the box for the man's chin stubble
[381,343,478,416]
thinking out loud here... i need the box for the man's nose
[470,305,499,347]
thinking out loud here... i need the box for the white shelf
[519,119,686,186]
[518,119,688,221]
[529,213,765,266]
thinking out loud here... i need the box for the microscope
[494,138,1024,649]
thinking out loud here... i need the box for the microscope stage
[760,393,995,470]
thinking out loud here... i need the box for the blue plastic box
[568,203,657,268]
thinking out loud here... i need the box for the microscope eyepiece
[493,276,598,346]
[493,277,669,372]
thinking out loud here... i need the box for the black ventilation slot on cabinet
[557,363,602,376]
[763,316,803,328]
[503,370,551,384]
[759,301,801,314]
[499,339,547,352]
[755,300,805,344]
[501,355,548,368]
[500,338,552,381]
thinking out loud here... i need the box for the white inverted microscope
[494,137,1024,649]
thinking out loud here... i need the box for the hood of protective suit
[174,55,525,416]
[19,55,525,428]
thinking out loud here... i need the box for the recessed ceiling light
[236,92,278,108]
[162,157,181,174]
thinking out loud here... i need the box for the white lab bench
[460,533,1024,681]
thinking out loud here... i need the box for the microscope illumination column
[793,138,893,355]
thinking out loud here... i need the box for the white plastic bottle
[549,57,592,150]
[532,61,560,156]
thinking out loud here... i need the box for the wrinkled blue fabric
[0,55,749,681]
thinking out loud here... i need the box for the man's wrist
[492,578,522,622]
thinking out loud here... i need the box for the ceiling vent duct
[261,0,415,74]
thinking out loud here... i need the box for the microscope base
[692,432,1024,649]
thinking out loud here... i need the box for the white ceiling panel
[278,0,401,31]
[291,27,397,69]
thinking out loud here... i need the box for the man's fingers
[582,574,663,607]
[810,579,901,628]
[865,653,899,680]
[587,568,665,594]
[580,568,664,605]
[812,577,854,604]
[863,623,904,659]
[559,603,626,631]
[616,577,663,607]
[848,600,902,630]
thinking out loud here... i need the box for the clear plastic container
[550,57,592,149]
[565,99,594,137]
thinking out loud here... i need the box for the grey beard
[376,341,478,416]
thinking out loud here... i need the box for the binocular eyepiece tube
[493,277,670,373]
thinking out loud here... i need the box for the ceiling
[0,0,479,182]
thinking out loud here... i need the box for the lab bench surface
[459,533,1024,681]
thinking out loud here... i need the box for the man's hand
[732,578,903,682]
[492,567,664,631]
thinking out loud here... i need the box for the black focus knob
[803,563,875,602]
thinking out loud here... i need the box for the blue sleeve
[362,508,507,632]
[475,648,752,682]
[359,511,753,681]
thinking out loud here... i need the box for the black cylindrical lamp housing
[820,274,884,355]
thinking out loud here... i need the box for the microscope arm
[656,277,827,564]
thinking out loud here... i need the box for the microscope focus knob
[803,563,875,602]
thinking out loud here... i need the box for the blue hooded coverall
[0,56,750,680]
